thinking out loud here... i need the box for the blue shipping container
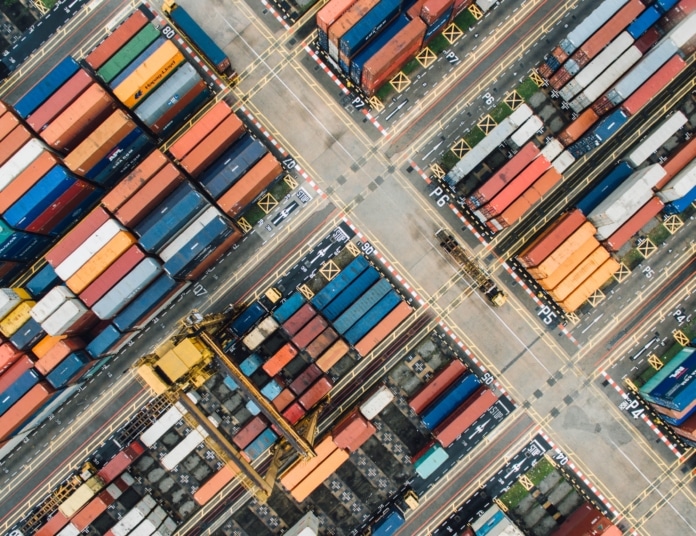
[641,347,695,394]
[47,185,103,239]
[14,57,80,118]
[311,255,370,310]
[323,266,380,321]
[138,187,209,252]
[0,369,40,416]
[344,290,400,345]
[46,351,93,389]
[84,127,142,180]
[113,273,180,332]
[272,291,306,324]
[626,6,660,39]
[642,350,696,400]
[155,87,211,138]
[88,130,151,183]
[240,353,264,376]
[232,302,267,335]
[424,7,453,42]
[544,56,560,72]
[261,379,282,401]
[664,185,696,215]
[576,162,633,215]
[372,509,405,536]
[339,0,402,59]
[655,0,679,12]
[201,136,267,199]
[421,373,481,430]
[163,217,235,279]
[592,109,629,143]
[86,324,126,358]
[4,167,75,229]
[657,404,696,427]
[25,263,60,298]
[318,28,329,51]
[224,375,238,391]
[0,226,52,263]
[350,14,410,86]
[476,510,506,536]
[136,182,197,237]
[414,444,449,479]
[9,317,45,351]
[244,428,278,460]
[334,278,392,334]
[170,6,229,72]
[246,399,261,415]
[109,37,167,89]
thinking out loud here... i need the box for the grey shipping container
[333,278,392,334]
[92,258,163,319]
[200,135,267,198]
[135,63,202,126]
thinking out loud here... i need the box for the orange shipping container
[558,108,598,146]
[658,137,696,189]
[316,339,349,372]
[64,111,136,175]
[0,382,54,442]
[558,258,620,313]
[0,342,21,373]
[168,101,233,161]
[290,448,350,502]
[525,167,562,201]
[0,125,32,167]
[281,435,337,491]
[527,221,597,279]
[31,334,67,358]
[517,209,586,267]
[101,150,169,213]
[263,342,298,377]
[71,490,115,531]
[0,112,20,142]
[65,231,137,293]
[327,0,380,56]
[272,388,295,412]
[35,337,87,375]
[180,114,245,177]
[317,0,358,33]
[548,247,611,302]
[355,301,412,357]
[114,164,183,227]
[536,236,599,291]
[39,84,116,152]
[0,151,59,212]
[217,153,282,217]
[193,464,239,505]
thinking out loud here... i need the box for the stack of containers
[657,143,696,214]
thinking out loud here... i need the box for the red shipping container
[282,401,306,425]
[516,209,586,267]
[549,67,572,90]
[168,101,233,161]
[25,180,98,235]
[0,151,60,213]
[317,0,359,33]
[659,136,696,189]
[289,364,323,396]
[434,387,497,447]
[305,327,338,359]
[85,10,149,70]
[272,388,295,412]
[217,153,282,218]
[233,416,266,449]
[291,315,329,349]
[79,245,146,307]
[420,0,454,25]
[603,197,664,252]
[299,376,333,410]
[34,511,69,536]
[44,207,111,267]
[0,382,54,442]
[0,354,35,393]
[282,303,316,336]
[101,150,169,213]
[183,228,243,281]
[35,338,85,375]
[0,342,23,373]
[114,164,183,226]
[150,80,208,135]
[0,125,32,166]
[27,70,94,133]
[409,359,466,414]
[622,55,687,118]
[71,490,115,531]
[96,440,145,483]
[332,408,375,452]
[180,114,245,177]
[263,342,299,377]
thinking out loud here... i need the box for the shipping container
[41,299,95,336]
[421,373,481,429]
[240,353,264,376]
[558,0,629,56]
[263,342,299,377]
[345,290,400,345]
[621,55,686,117]
[45,207,109,267]
[290,447,349,502]
[0,354,35,394]
[0,125,33,167]
[0,287,30,317]
[327,0,381,60]
[0,150,59,215]
[149,80,210,137]
[98,441,145,484]
[135,63,201,126]
[0,381,54,442]
[54,219,123,280]
[0,139,48,195]
[244,427,278,460]
[168,5,231,73]
[261,379,282,401]
[168,101,233,160]
[273,388,295,412]
[233,416,266,449]
[349,14,410,84]
[99,24,161,83]
[242,315,280,351]
[516,209,586,267]
[92,258,163,320]
[626,111,687,167]
[292,315,329,349]
[604,197,664,252]
[664,185,696,214]
[509,115,543,149]
[109,495,157,536]
[316,339,349,372]
[31,286,76,325]
[180,227,241,282]
[576,161,633,216]
[372,508,405,536]
[537,237,599,292]
[180,114,246,177]
[333,408,376,452]
[26,69,93,134]
[113,272,181,332]
[527,222,597,279]
[14,57,80,119]
[281,435,337,491]
[658,160,696,202]
[193,464,238,505]
[35,338,86,375]
[71,490,115,531]
[46,351,93,389]
[354,300,412,357]
[558,258,620,312]
[312,256,370,311]
[559,109,598,147]
[88,131,154,187]
[298,376,333,410]
[9,317,44,351]
[358,384,394,420]
[435,387,497,447]
[290,364,323,395]
[0,300,36,337]
[161,426,207,470]
[231,301,267,335]
[200,138,267,201]
[333,279,392,334]
[0,368,40,417]
[414,443,449,479]
[0,342,23,374]
[409,359,467,414]
[140,403,185,447]
[216,152,282,217]
[282,303,317,337]
[115,164,183,227]
[66,231,137,293]
[101,147,167,209]
[80,245,146,307]
[548,247,611,302]
[0,226,51,263]
[86,10,150,70]
[317,0,358,36]
[305,327,339,360]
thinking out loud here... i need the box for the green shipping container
[98,24,160,83]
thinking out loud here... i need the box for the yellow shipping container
[65,231,137,293]
[527,222,597,280]
[537,237,599,291]
[114,40,185,108]
[559,258,620,313]
[548,247,611,302]
[280,436,337,491]
[11,288,31,301]
[0,301,36,337]
[31,334,67,358]
[290,448,350,502]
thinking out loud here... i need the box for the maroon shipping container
[79,245,147,307]
[292,315,329,349]
[150,80,208,135]
[45,207,111,268]
[332,408,376,452]
[114,164,184,227]
[305,327,339,360]
[516,209,586,268]
[168,101,233,161]
[282,303,316,337]
[434,387,497,447]
[272,388,295,412]
[183,228,243,281]
[408,359,466,414]
[659,137,696,189]
[96,440,145,484]
[233,416,266,449]
[180,114,245,177]
[85,10,149,70]
[603,197,664,252]
[0,125,32,166]
[362,19,426,96]
[420,0,454,24]
[101,150,169,213]
[0,151,59,213]
[27,70,93,133]
[635,27,660,54]
[282,401,306,425]
[25,180,98,235]
[660,0,696,32]
[550,502,613,536]
[289,364,323,396]
[298,377,333,410]
[0,353,35,393]
[71,490,115,531]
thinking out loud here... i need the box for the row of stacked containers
[0,3,293,454]
[315,0,498,96]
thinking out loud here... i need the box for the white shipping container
[359,385,395,420]
[161,426,208,471]
[0,288,24,318]
[57,523,80,536]
[41,298,90,336]
[112,509,146,536]
[284,512,320,536]
[510,115,543,149]
[540,139,564,162]
[30,285,75,323]
[658,159,696,202]
[140,403,186,447]
[668,11,696,47]
[0,139,46,192]
[561,0,628,53]
[158,206,221,261]
[571,32,633,94]
[55,219,123,280]
[594,192,652,240]
[242,315,280,351]
[106,482,124,500]
[130,506,167,536]
[508,103,533,128]
[626,112,688,167]
[120,471,136,487]
[92,258,162,320]
[154,517,177,536]
[476,0,497,12]
[552,150,575,173]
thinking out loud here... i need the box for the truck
[369,490,418,535]
[162,1,234,78]
[436,230,506,306]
